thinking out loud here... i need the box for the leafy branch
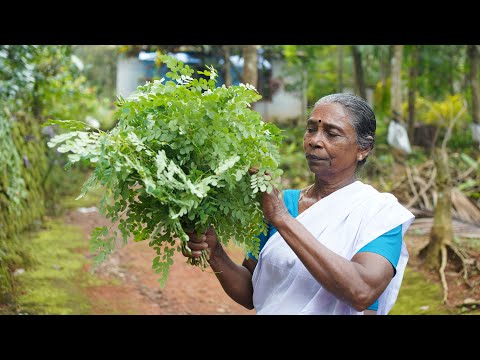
[47,55,284,287]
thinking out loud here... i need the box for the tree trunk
[300,67,308,127]
[467,45,480,125]
[407,45,419,142]
[422,147,453,270]
[241,45,258,88]
[338,45,344,92]
[448,48,455,95]
[391,45,404,119]
[223,45,232,87]
[351,45,366,99]
[379,45,391,85]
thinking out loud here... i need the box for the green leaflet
[47,54,284,287]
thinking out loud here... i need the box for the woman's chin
[306,159,329,172]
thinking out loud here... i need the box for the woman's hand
[260,184,290,228]
[182,226,220,261]
[249,167,289,228]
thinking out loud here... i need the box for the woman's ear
[357,146,372,161]
[358,137,373,161]
[357,150,369,162]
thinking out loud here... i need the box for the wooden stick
[406,166,421,208]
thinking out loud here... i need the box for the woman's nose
[310,131,325,148]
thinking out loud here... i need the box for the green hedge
[0,112,47,304]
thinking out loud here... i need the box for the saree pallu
[252,181,415,315]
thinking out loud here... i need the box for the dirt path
[63,206,480,315]
[64,208,255,315]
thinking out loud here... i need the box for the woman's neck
[311,175,357,200]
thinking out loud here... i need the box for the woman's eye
[327,131,339,137]
[306,128,315,133]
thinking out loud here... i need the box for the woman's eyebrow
[308,118,345,133]
[323,123,345,132]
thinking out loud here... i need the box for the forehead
[309,102,350,124]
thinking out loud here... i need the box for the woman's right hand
[183,226,220,261]
[183,225,255,309]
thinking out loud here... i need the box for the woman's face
[303,102,369,180]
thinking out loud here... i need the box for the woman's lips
[306,154,328,161]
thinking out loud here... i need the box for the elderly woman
[183,93,414,315]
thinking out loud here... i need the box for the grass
[12,219,107,315]
[8,182,127,315]
[391,266,453,315]
[62,185,104,210]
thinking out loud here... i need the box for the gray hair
[314,93,376,165]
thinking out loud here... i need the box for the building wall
[116,56,145,98]
[254,60,303,124]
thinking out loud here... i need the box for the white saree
[252,181,415,315]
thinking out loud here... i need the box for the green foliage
[357,143,395,190]
[0,45,103,227]
[450,152,480,203]
[282,45,346,105]
[413,94,469,151]
[415,45,467,101]
[390,266,453,314]
[12,219,102,315]
[0,45,105,304]
[0,111,48,303]
[71,46,118,130]
[373,79,391,120]
[0,46,34,214]
[47,55,284,287]
[44,163,93,216]
[404,147,430,167]
[415,94,468,127]
[72,45,118,100]
[362,45,391,87]
[276,124,314,190]
[375,115,390,150]
[0,46,46,302]
[448,125,478,151]
[0,111,48,249]
[0,112,28,212]
[0,45,97,124]
[0,234,36,306]
[30,46,98,122]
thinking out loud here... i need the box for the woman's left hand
[261,184,290,228]
[248,167,290,227]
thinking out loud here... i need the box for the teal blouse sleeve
[357,224,403,274]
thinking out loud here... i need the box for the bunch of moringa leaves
[46,54,284,287]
